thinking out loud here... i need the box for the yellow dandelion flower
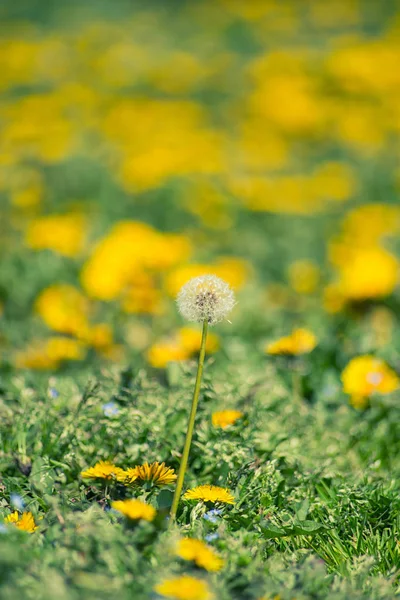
[80,221,158,301]
[183,485,234,505]
[116,468,138,485]
[342,203,400,246]
[341,355,399,408]
[80,323,114,350]
[46,337,87,361]
[266,328,317,356]
[121,271,164,315]
[119,462,177,487]
[177,538,224,572]
[111,499,156,522]
[34,284,90,336]
[81,460,124,480]
[25,213,86,257]
[4,511,38,533]
[146,341,189,368]
[212,410,243,429]
[336,246,398,301]
[14,336,86,370]
[155,575,213,600]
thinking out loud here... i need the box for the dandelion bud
[177,275,235,325]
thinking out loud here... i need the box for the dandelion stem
[170,319,209,521]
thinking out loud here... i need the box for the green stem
[170,319,209,521]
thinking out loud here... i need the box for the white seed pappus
[177,274,236,325]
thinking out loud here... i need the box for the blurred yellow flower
[145,234,192,271]
[177,538,224,572]
[25,213,87,257]
[3,92,77,162]
[332,102,386,153]
[81,221,190,301]
[102,99,224,192]
[342,204,400,246]
[249,71,327,136]
[341,355,399,408]
[212,410,243,429]
[0,39,39,90]
[287,260,320,294]
[14,337,86,369]
[178,327,220,355]
[4,511,38,533]
[46,336,86,361]
[81,460,125,480]
[146,326,220,369]
[146,51,213,94]
[165,258,249,297]
[183,485,234,505]
[165,265,213,297]
[35,284,90,336]
[234,119,290,173]
[310,162,356,204]
[81,221,156,300]
[80,323,114,350]
[327,37,400,95]
[155,575,213,600]
[111,499,156,522]
[266,328,317,355]
[146,342,189,369]
[309,0,360,28]
[337,246,398,301]
[121,271,164,315]
[229,162,355,215]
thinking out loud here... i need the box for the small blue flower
[0,524,8,534]
[102,402,120,417]
[205,532,219,542]
[49,388,59,398]
[10,494,25,511]
[203,508,222,523]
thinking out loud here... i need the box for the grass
[0,352,399,599]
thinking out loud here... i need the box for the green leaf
[156,489,174,511]
[295,498,310,521]
[291,520,325,535]
[260,522,287,538]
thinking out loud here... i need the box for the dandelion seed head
[177,275,235,325]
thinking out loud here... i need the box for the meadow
[0,1,400,598]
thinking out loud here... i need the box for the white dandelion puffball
[177,274,236,325]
